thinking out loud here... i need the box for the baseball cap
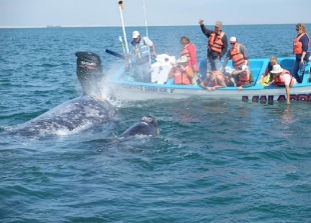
[132,31,140,39]
[215,21,222,27]
[230,37,237,43]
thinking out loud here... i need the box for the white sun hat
[270,64,283,73]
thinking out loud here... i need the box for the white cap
[241,65,248,70]
[230,37,237,43]
[132,31,140,39]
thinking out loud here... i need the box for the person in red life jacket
[257,57,278,86]
[268,65,297,104]
[229,65,254,91]
[292,23,310,83]
[220,37,249,70]
[180,36,199,85]
[124,31,157,83]
[168,56,194,85]
[199,19,228,73]
[199,70,228,91]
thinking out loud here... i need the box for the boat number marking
[120,84,175,93]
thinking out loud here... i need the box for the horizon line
[0,23,307,29]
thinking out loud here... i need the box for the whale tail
[75,52,104,96]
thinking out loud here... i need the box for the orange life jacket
[185,43,199,72]
[274,69,295,87]
[174,67,191,85]
[236,71,250,87]
[208,31,225,53]
[180,48,191,67]
[230,44,246,69]
[293,33,310,55]
[208,71,227,86]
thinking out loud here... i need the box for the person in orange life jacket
[257,57,278,85]
[199,19,228,73]
[269,64,297,104]
[180,36,199,85]
[123,31,157,83]
[220,37,249,71]
[292,23,310,83]
[229,65,254,91]
[199,70,228,91]
[168,56,194,85]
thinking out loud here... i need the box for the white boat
[108,55,311,102]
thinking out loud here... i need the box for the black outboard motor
[75,52,104,96]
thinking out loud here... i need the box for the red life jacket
[208,71,226,86]
[230,44,246,69]
[274,69,295,87]
[236,70,250,87]
[174,67,191,85]
[208,31,225,53]
[293,33,310,55]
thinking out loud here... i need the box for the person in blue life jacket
[292,23,310,83]
[124,31,157,83]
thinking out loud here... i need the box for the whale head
[140,116,158,131]
[75,52,104,96]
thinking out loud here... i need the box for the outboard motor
[75,52,104,96]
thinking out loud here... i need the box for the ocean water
[1,24,311,222]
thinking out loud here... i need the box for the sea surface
[1,24,311,222]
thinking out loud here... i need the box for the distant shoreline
[0,23,307,29]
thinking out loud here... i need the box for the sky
[0,0,311,27]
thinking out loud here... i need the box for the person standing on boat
[257,57,278,86]
[269,64,297,104]
[168,56,194,85]
[199,70,228,91]
[229,65,254,90]
[220,37,249,70]
[124,31,157,83]
[292,23,310,84]
[180,36,199,85]
[199,19,228,72]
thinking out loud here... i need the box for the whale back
[76,52,104,96]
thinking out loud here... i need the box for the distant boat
[47,25,62,28]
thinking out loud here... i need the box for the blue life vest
[131,37,150,64]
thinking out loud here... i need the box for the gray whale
[119,116,158,138]
[12,52,115,135]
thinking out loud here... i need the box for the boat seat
[280,59,294,71]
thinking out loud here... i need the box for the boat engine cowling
[75,51,104,96]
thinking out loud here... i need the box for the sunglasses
[230,43,235,45]
[296,29,299,31]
